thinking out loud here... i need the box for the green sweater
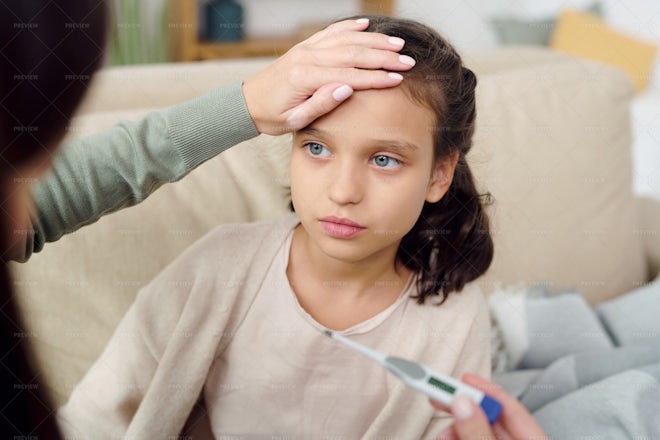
[18,81,258,262]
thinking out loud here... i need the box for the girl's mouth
[319,216,366,239]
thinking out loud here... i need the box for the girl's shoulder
[200,212,298,251]
[132,212,300,356]
[411,282,488,320]
[138,212,299,305]
[448,282,487,307]
[398,282,491,375]
[172,211,297,261]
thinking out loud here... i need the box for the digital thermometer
[325,330,502,424]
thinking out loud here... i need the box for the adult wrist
[241,78,267,134]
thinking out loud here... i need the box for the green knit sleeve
[16,81,259,262]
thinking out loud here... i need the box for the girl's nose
[327,162,364,205]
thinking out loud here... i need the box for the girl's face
[291,87,456,266]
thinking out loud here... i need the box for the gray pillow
[518,292,613,369]
[596,279,660,346]
[490,2,602,46]
[490,16,555,46]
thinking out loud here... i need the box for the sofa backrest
[9,48,647,407]
[469,48,645,302]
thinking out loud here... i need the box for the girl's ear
[426,151,459,203]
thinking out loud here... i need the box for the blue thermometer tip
[480,395,502,424]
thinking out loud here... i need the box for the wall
[238,0,361,38]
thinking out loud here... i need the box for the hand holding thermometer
[325,330,502,424]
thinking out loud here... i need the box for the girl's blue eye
[305,142,331,157]
[372,155,401,169]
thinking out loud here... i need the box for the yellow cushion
[551,9,657,92]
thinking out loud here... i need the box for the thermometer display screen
[428,377,456,394]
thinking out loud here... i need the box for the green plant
[108,0,168,65]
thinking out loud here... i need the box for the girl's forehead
[299,88,436,147]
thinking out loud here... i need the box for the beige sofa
[9,47,660,409]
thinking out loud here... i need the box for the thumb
[451,395,496,440]
[286,83,353,130]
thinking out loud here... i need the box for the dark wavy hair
[364,16,494,304]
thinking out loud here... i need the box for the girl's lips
[319,216,365,239]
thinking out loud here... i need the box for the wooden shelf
[196,37,299,59]
[169,0,394,61]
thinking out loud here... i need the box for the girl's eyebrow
[295,126,326,138]
[296,126,419,153]
[374,140,419,153]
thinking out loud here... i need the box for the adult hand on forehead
[242,18,416,134]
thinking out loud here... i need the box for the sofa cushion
[469,52,646,304]
[76,58,272,115]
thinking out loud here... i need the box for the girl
[2,8,412,436]
[57,15,494,439]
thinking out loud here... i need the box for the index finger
[451,395,498,440]
[304,18,406,54]
[304,18,371,44]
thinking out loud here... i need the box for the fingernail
[388,72,403,81]
[399,55,416,66]
[452,395,474,421]
[356,18,369,24]
[388,36,405,47]
[332,84,353,101]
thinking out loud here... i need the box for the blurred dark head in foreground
[1,0,107,175]
[0,1,107,436]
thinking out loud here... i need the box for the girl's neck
[287,224,415,330]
